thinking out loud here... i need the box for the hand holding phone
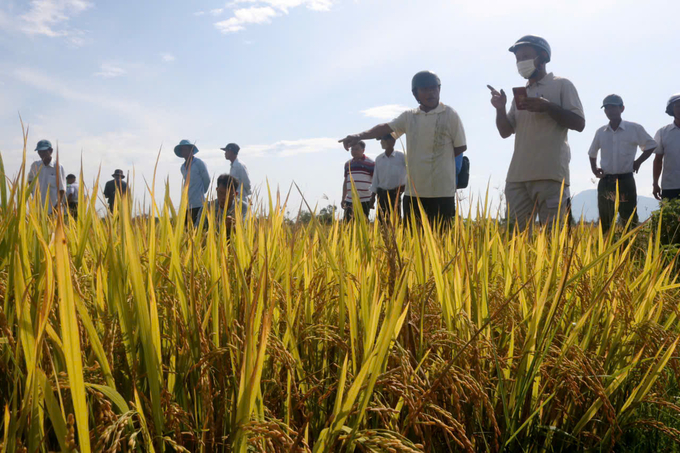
[513,87,528,110]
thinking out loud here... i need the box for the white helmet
[666,93,680,116]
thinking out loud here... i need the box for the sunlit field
[3,141,680,453]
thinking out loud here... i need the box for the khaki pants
[505,180,570,232]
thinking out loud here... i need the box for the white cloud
[215,6,277,33]
[19,0,92,44]
[213,0,335,33]
[161,53,176,62]
[94,63,126,78]
[361,104,410,120]
[210,8,224,16]
[231,0,335,13]
[11,67,169,134]
[193,11,206,16]
[242,137,340,157]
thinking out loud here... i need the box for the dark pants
[67,202,78,220]
[344,202,371,222]
[598,173,638,231]
[188,207,202,226]
[403,196,456,227]
[662,188,680,200]
[376,188,402,222]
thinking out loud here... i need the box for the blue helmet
[509,35,551,62]
[411,71,441,93]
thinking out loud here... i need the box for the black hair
[380,134,395,141]
[66,174,76,179]
[216,173,239,191]
[358,140,366,150]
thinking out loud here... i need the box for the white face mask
[517,59,536,79]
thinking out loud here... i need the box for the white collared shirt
[229,158,252,199]
[588,120,656,175]
[370,150,407,192]
[27,159,66,214]
[654,122,680,190]
[507,73,584,185]
[389,102,467,198]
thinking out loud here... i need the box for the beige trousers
[505,180,571,232]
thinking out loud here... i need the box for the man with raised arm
[339,71,467,225]
[489,35,585,231]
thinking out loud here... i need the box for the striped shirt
[344,156,375,203]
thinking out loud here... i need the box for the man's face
[37,149,52,164]
[380,138,395,150]
[416,85,440,109]
[179,145,194,159]
[673,102,680,120]
[350,144,364,159]
[67,177,75,184]
[216,186,227,208]
[604,104,624,122]
[224,149,236,161]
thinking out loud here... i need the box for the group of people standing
[27,139,128,217]
[24,34,680,232]
[341,34,680,232]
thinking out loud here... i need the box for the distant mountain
[571,189,659,222]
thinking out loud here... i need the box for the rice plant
[2,135,680,452]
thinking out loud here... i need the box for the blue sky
[0,0,678,217]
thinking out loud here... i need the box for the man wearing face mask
[489,35,585,231]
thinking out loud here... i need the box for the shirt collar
[527,72,554,88]
[416,102,446,115]
[606,120,627,132]
[39,159,56,168]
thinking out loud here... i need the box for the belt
[603,172,633,180]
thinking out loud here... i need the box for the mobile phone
[513,87,528,110]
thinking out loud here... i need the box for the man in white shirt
[588,94,656,231]
[66,174,79,219]
[27,139,66,215]
[339,71,467,226]
[371,133,406,221]
[653,94,680,201]
[489,35,585,232]
[222,143,251,212]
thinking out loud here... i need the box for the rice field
[2,143,680,452]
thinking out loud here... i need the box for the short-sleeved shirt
[389,102,466,198]
[370,151,407,192]
[506,73,584,185]
[229,158,252,199]
[27,160,66,214]
[344,156,375,203]
[588,120,657,175]
[181,157,211,209]
[66,183,79,202]
[654,122,680,190]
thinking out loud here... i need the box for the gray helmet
[509,35,551,62]
[666,94,680,116]
[411,71,441,93]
